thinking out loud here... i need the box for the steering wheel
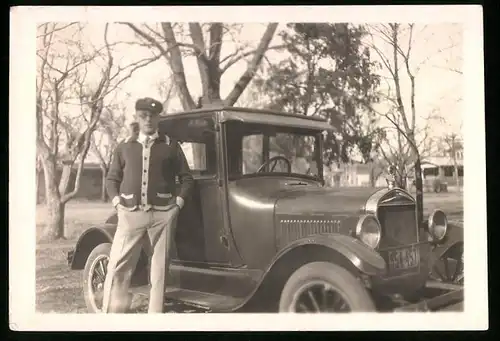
[257,156,292,173]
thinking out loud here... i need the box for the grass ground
[36,202,112,313]
[35,191,464,313]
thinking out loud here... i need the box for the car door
[173,131,239,265]
[169,119,254,295]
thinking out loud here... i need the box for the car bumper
[394,280,464,312]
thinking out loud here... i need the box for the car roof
[159,107,333,131]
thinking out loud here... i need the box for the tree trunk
[414,157,424,229]
[58,163,73,196]
[43,198,65,240]
[40,158,65,240]
[369,163,376,188]
[452,157,460,192]
[36,169,43,204]
[100,166,109,202]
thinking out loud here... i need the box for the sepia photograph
[9,5,486,331]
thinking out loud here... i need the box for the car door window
[242,134,263,174]
[170,116,217,177]
[180,142,206,170]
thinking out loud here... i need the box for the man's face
[135,110,160,135]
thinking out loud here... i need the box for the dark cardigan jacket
[106,134,194,211]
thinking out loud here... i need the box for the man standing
[103,97,193,313]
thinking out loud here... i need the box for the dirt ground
[35,192,464,314]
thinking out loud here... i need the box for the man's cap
[135,97,163,115]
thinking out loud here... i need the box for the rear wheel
[83,243,111,313]
[279,262,375,313]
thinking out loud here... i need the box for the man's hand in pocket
[112,196,121,210]
[175,196,184,210]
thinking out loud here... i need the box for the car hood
[227,177,382,216]
[226,178,384,267]
[274,185,381,216]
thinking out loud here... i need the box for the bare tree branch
[119,22,169,55]
[389,23,412,136]
[224,23,279,106]
[188,22,211,97]
[220,44,286,74]
[143,23,167,42]
[160,22,196,109]
[208,23,223,63]
[430,64,463,75]
[36,22,80,38]
[188,23,208,58]
[36,23,53,156]
[219,42,251,65]
[364,34,396,79]
[59,54,162,107]
[60,23,113,203]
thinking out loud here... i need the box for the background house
[35,143,208,204]
[36,163,104,203]
[421,155,464,187]
[325,162,387,188]
[420,137,464,188]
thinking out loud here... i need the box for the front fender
[237,234,387,311]
[271,234,387,276]
[105,213,118,225]
[69,225,116,270]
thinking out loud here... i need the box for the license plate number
[388,246,420,270]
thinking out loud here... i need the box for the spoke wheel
[431,243,463,285]
[290,281,351,313]
[83,243,111,313]
[88,254,109,311]
[279,262,375,313]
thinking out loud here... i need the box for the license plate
[388,246,420,270]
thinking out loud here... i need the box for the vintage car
[67,107,464,313]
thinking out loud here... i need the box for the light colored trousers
[102,204,179,313]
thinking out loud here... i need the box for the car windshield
[226,122,322,181]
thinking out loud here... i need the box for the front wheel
[83,243,111,313]
[279,262,375,313]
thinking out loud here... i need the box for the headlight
[428,209,448,242]
[356,214,382,249]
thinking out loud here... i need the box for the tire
[83,243,111,313]
[279,262,375,312]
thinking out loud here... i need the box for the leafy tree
[254,23,382,166]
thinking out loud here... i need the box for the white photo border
[9,5,487,331]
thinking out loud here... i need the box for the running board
[164,287,244,312]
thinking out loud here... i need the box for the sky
[367,23,463,137]
[38,22,464,163]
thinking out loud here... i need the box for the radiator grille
[378,205,418,249]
